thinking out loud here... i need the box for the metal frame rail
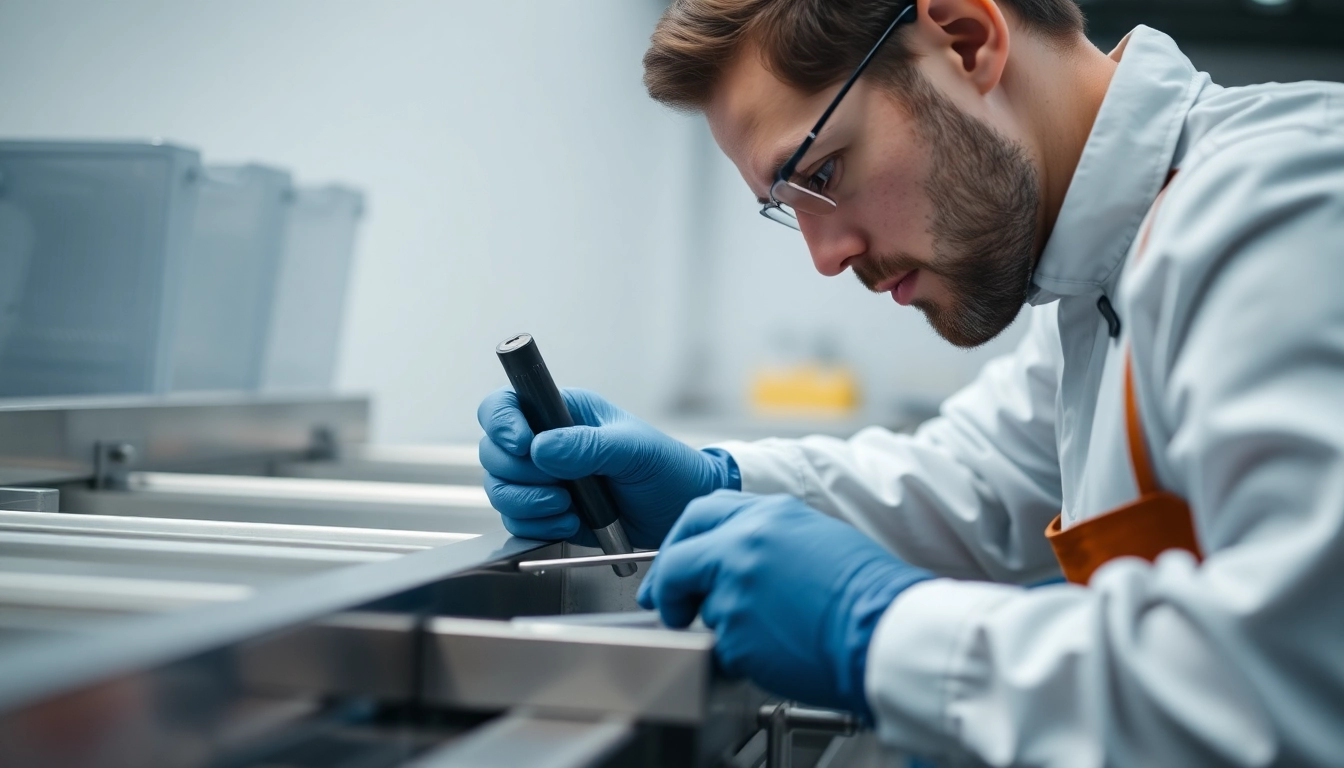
[0,395,804,768]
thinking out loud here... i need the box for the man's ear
[918,0,1009,95]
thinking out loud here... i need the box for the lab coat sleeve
[866,127,1344,766]
[715,305,1065,584]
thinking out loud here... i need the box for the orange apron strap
[1045,169,1202,584]
[1045,490,1197,585]
[1125,354,1160,497]
[1125,169,1178,496]
[1046,349,1201,584]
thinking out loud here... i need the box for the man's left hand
[637,490,933,718]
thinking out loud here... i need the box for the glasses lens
[771,179,838,216]
[760,203,800,230]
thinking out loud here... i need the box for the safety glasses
[761,2,918,230]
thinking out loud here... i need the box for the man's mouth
[876,270,919,306]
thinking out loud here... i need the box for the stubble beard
[853,73,1040,349]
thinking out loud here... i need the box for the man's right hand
[476,388,739,549]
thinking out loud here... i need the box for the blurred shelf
[1083,0,1344,47]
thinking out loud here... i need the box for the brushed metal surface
[424,616,715,723]
[237,611,417,700]
[0,398,789,766]
[0,529,543,713]
[0,394,369,486]
[0,488,59,513]
[0,509,476,552]
[0,571,254,613]
[0,530,396,570]
[276,443,483,486]
[127,472,490,505]
[62,484,503,535]
[405,710,634,768]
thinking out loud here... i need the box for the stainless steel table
[0,394,876,768]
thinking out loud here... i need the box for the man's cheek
[913,271,955,310]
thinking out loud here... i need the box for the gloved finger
[530,423,641,481]
[659,490,756,549]
[696,577,740,634]
[559,388,624,427]
[638,492,746,602]
[477,388,534,456]
[637,533,724,628]
[483,472,572,519]
[502,510,581,541]
[479,435,556,485]
[698,587,750,677]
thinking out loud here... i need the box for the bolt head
[108,443,137,463]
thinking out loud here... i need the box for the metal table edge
[0,530,546,713]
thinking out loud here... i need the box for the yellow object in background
[750,364,861,417]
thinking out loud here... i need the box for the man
[479,0,1344,763]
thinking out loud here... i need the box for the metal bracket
[92,440,138,490]
[308,425,340,461]
[0,487,59,512]
[759,702,860,768]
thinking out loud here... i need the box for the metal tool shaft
[517,550,657,574]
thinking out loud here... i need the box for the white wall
[0,0,695,442]
[0,0,1027,443]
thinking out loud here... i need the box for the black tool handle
[495,333,621,531]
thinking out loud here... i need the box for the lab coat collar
[1026,26,1201,306]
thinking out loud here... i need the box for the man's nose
[799,214,866,277]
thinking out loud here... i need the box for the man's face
[705,46,1041,348]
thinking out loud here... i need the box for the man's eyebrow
[755,144,803,204]
[768,145,799,184]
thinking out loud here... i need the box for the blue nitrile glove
[477,387,739,549]
[637,490,933,719]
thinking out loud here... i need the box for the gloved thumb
[530,423,640,481]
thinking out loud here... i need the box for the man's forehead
[706,45,830,199]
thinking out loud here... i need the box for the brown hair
[643,0,1085,110]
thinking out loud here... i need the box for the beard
[852,73,1040,348]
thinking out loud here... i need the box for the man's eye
[804,157,838,193]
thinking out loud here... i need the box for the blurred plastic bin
[261,185,364,392]
[171,164,292,392]
[0,140,201,397]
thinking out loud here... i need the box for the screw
[108,443,136,464]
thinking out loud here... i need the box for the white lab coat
[716,27,1344,767]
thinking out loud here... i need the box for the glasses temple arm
[776,2,918,183]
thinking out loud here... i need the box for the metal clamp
[758,702,859,768]
[92,440,138,490]
[308,425,340,461]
